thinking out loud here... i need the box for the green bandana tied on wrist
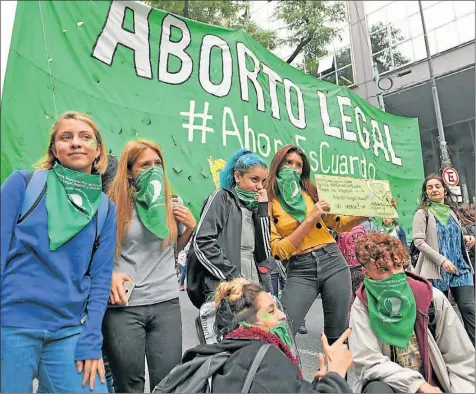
[234,186,258,210]
[364,272,416,348]
[428,202,451,226]
[46,163,102,251]
[134,166,170,239]
[276,167,307,223]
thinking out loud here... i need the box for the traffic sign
[442,167,459,187]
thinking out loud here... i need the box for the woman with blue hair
[187,149,274,308]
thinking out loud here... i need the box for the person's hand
[76,358,105,391]
[391,197,398,210]
[417,382,443,393]
[308,200,331,224]
[316,328,353,379]
[173,205,196,229]
[109,272,133,305]
[464,235,475,248]
[256,189,268,203]
[442,259,457,274]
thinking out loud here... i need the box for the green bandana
[239,319,293,350]
[234,186,258,210]
[428,202,451,226]
[46,163,102,251]
[364,272,416,348]
[134,166,169,239]
[276,167,307,223]
[382,223,396,234]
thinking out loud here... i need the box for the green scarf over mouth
[276,167,307,223]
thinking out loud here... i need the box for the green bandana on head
[46,163,102,251]
[364,272,416,348]
[276,167,307,223]
[134,166,170,239]
[234,186,258,210]
[428,202,451,226]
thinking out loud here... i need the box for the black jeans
[362,381,397,393]
[443,286,475,345]
[280,243,351,343]
[102,298,182,393]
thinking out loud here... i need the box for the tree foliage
[145,0,277,50]
[370,21,410,73]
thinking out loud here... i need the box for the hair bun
[214,278,252,308]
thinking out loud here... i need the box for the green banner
[1,1,424,236]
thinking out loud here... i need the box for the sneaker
[298,320,307,335]
[179,284,185,291]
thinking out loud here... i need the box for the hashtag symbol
[180,101,214,143]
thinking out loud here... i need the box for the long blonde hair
[108,139,177,259]
[36,111,108,174]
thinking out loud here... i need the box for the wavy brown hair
[355,233,409,268]
[107,139,177,259]
[265,145,318,202]
[36,111,108,174]
[459,203,475,227]
[418,173,459,217]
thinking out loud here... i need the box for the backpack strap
[428,300,437,339]
[18,170,48,223]
[240,344,271,393]
[86,195,110,276]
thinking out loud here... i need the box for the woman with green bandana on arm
[412,173,475,345]
[1,112,116,393]
[187,149,273,308]
[102,139,196,393]
[349,233,474,393]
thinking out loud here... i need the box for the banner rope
[38,1,58,118]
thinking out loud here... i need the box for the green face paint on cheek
[85,140,97,147]
[258,312,274,320]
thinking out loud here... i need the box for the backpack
[336,225,366,268]
[153,344,271,393]
[18,170,110,275]
[409,211,429,267]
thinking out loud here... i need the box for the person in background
[412,173,475,345]
[103,139,196,392]
[380,217,409,250]
[175,278,354,393]
[349,233,475,393]
[459,203,475,269]
[178,241,191,291]
[1,111,116,393]
[187,149,273,308]
[266,145,366,341]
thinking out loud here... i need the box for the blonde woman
[1,112,116,392]
[103,139,195,393]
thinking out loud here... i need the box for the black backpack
[409,210,429,267]
[153,344,271,393]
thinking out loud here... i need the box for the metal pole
[418,0,452,169]
[372,62,386,111]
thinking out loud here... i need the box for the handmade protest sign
[315,174,398,218]
[1,1,423,235]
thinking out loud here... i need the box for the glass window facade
[363,1,475,73]
[317,2,355,87]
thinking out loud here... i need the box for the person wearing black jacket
[187,149,274,308]
[180,278,353,393]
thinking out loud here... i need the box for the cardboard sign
[315,174,398,218]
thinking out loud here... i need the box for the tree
[274,0,346,65]
[370,21,410,73]
[145,0,277,50]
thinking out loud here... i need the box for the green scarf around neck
[133,166,170,239]
[428,202,451,226]
[382,223,396,234]
[46,163,102,251]
[234,186,258,210]
[276,167,307,223]
[364,272,416,349]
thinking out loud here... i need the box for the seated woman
[175,278,353,393]
[349,233,475,393]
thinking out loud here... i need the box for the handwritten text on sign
[315,175,398,219]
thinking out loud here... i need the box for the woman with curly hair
[349,233,475,393]
[412,173,475,344]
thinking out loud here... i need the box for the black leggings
[280,243,351,343]
[443,286,475,345]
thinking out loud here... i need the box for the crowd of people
[1,111,475,393]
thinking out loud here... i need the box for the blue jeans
[1,325,107,393]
